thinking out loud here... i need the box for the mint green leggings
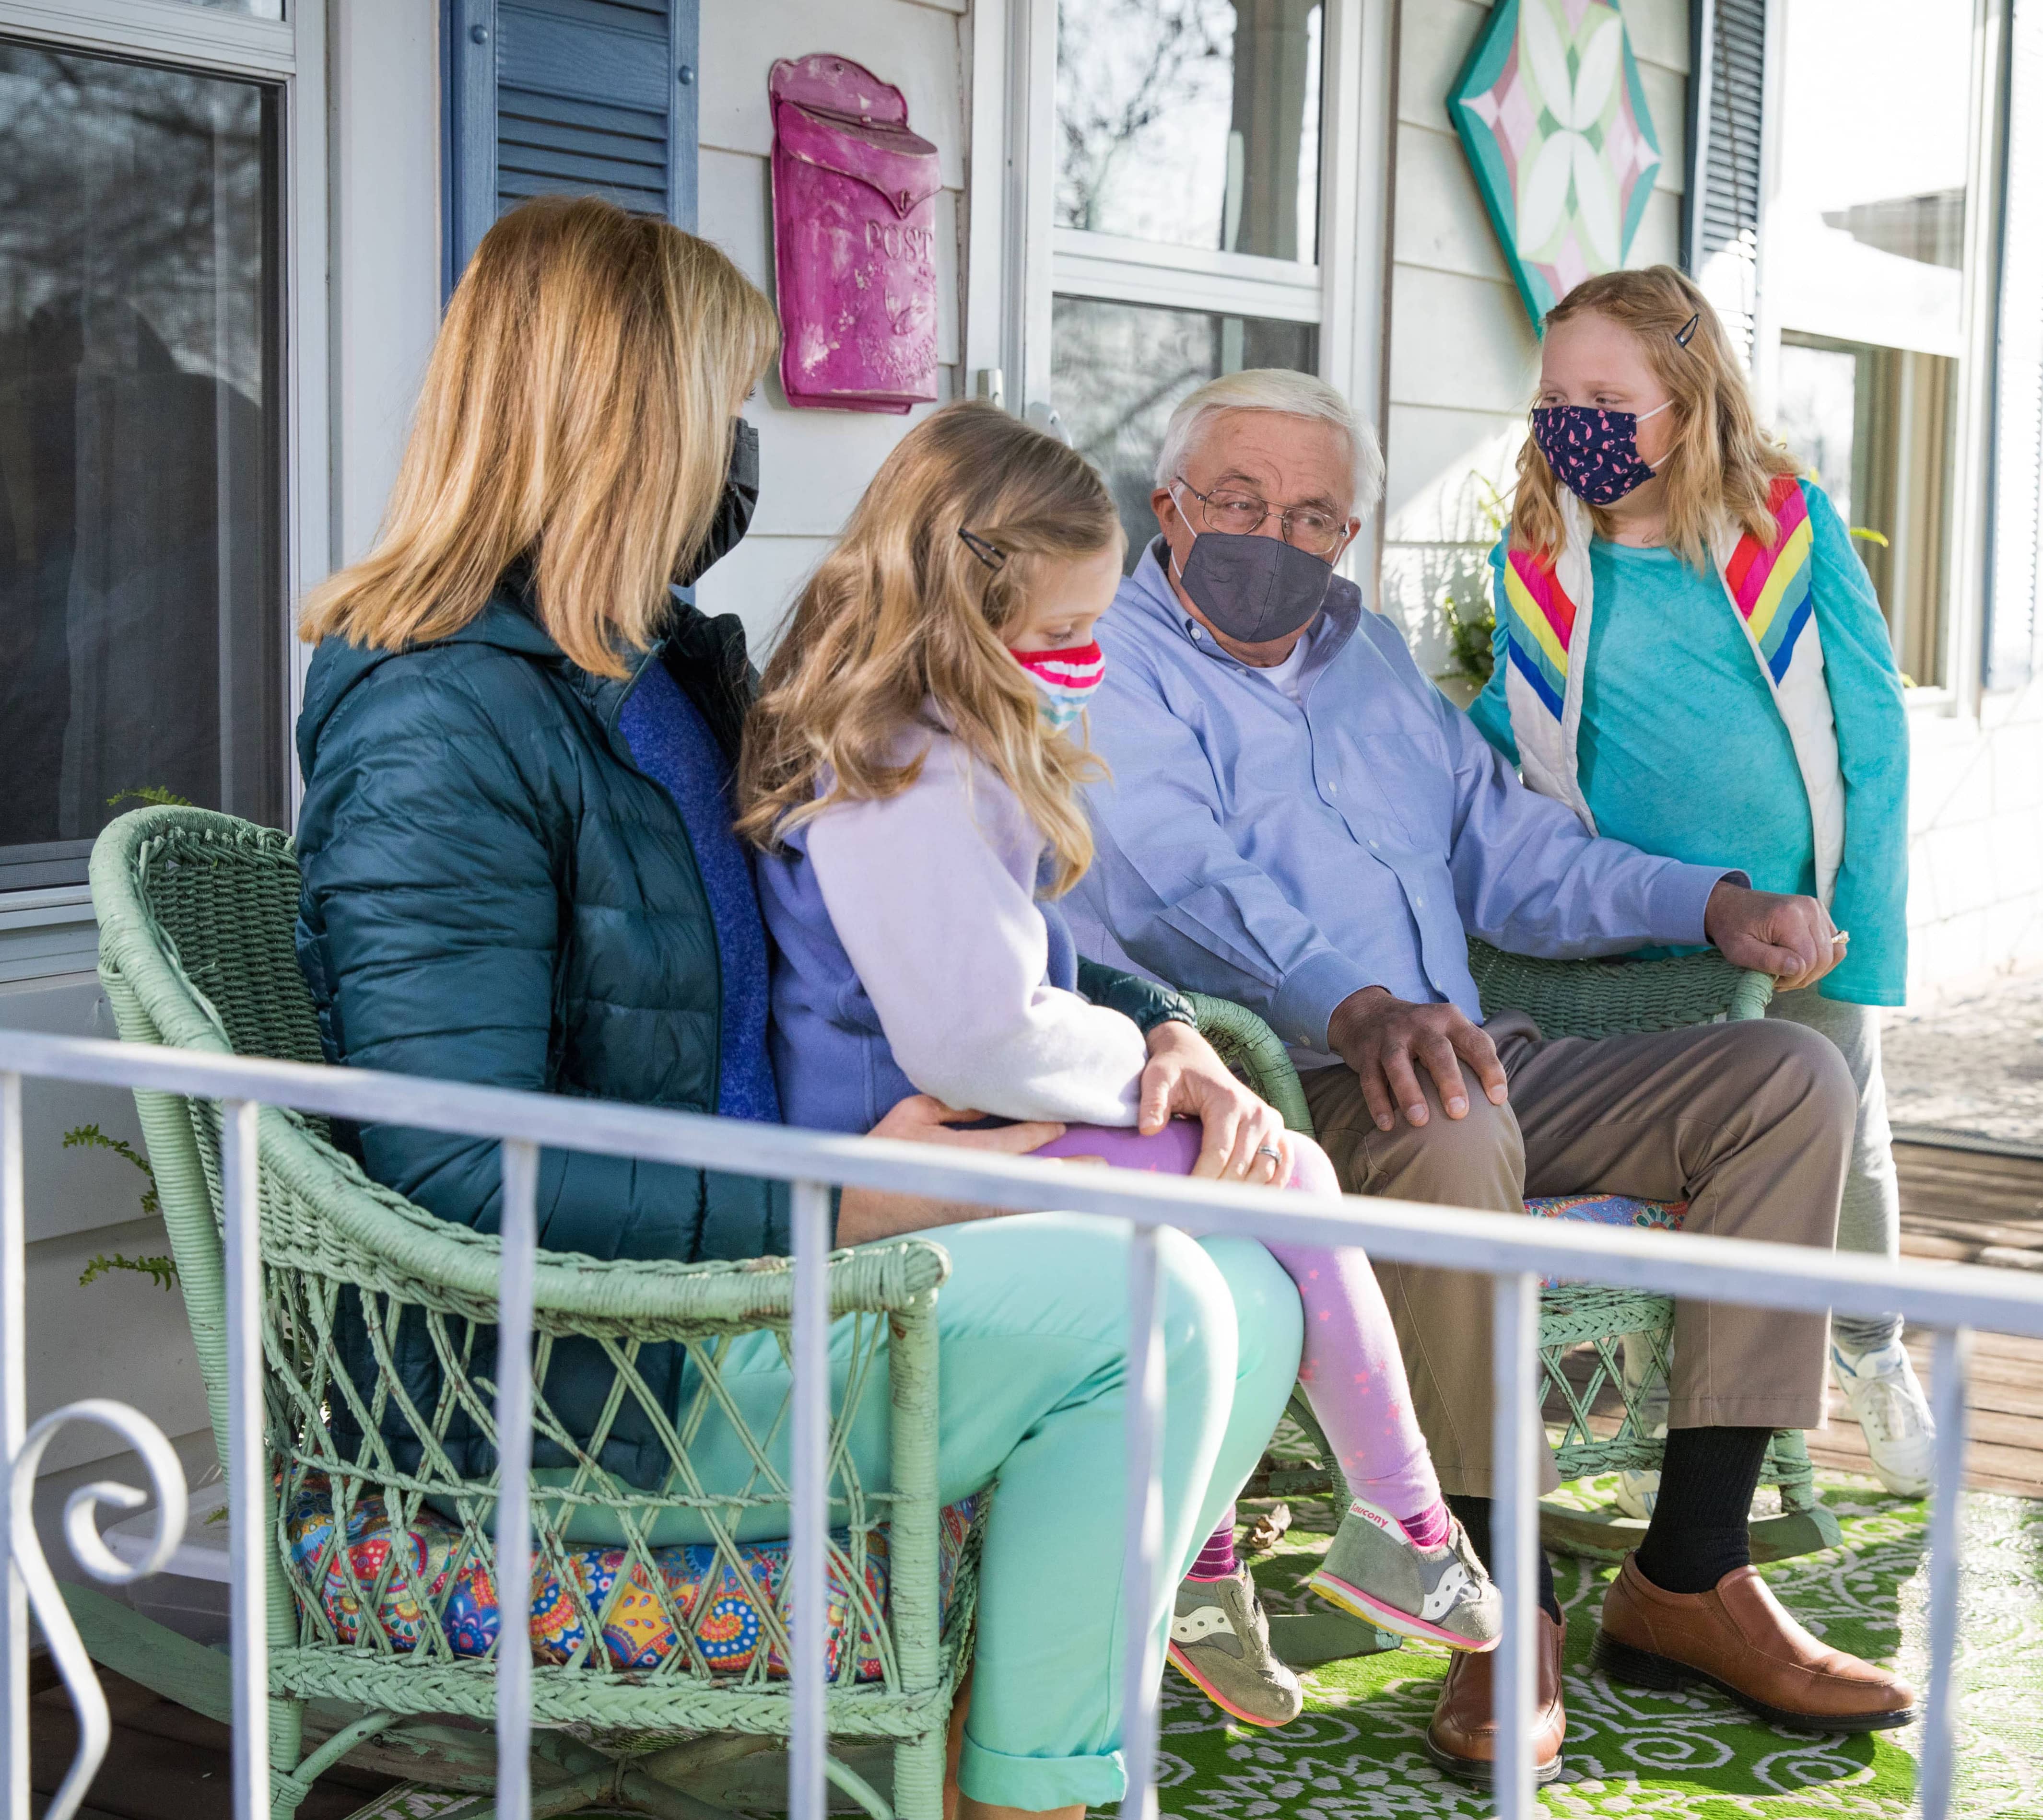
[692,1213,1302,1810]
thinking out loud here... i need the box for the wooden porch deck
[1806,1137,2043,1496]
[27,1662,398,1820]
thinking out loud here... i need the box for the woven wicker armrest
[1466,937,1773,1039]
[239,1097,950,1335]
[1185,992,1314,1134]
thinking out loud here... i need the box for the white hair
[1153,368,1384,509]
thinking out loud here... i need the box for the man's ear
[1151,487,1180,537]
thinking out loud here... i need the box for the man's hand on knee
[1327,987,1510,1131]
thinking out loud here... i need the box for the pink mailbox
[769,54,942,414]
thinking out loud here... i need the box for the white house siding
[1378,0,1689,684]
[692,0,972,655]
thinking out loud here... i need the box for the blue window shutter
[1682,0,1765,363]
[445,0,698,295]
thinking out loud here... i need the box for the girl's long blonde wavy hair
[1511,265,1798,570]
[301,195,778,677]
[737,401,1121,896]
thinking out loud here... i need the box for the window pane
[168,0,284,15]
[1051,294,1318,566]
[1772,0,1971,357]
[0,43,283,889]
[1057,0,1323,263]
[1777,334,1955,688]
[1770,0,1977,688]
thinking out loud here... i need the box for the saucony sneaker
[1306,1497,1503,1652]
[1167,1562,1303,1727]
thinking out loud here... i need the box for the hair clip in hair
[1675,313,1701,349]
[958,528,1008,572]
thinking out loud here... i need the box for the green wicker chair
[79,806,975,1820]
[1190,944,1843,1569]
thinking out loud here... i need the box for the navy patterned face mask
[1529,400,1671,506]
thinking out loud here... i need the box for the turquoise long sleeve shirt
[1467,481,1909,1005]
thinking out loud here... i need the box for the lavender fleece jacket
[757,728,1152,1133]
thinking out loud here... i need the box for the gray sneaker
[1307,1497,1502,1652]
[1167,1563,1303,1728]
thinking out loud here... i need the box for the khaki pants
[1301,1012,1853,1497]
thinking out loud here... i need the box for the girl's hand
[868,1094,1065,1155]
[838,1097,1065,1245]
[1138,1021,1291,1185]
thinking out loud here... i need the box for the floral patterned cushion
[286,1475,976,1680]
[1524,1192,1688,1289]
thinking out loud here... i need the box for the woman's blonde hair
[737,401,1121,895]
[301,195,778,677]
[1511,264,1797,570]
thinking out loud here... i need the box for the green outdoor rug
[340,1473,2040,1820]
[1137,1474,2043,1820]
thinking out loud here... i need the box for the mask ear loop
[1641,315,1702,472]
[1162,481,1197,586]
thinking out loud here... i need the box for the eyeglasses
[1172,476,1350,557]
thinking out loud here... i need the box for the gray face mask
[1166,506,1336,645]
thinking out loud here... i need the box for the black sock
[1445,1493,1562,1626]
[1631,1425,1772,1595]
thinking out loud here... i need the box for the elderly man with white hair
[1066,369,1913,1780]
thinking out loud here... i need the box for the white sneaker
[1832,1335,1936,1497]
[1613,1330,1668,1520]
[1613,1467,1659,1521]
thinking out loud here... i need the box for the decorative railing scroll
[5,1400,187,1820]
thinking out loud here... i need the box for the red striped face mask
[1009,642,1106,733]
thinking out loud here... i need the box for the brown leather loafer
[1594,1553,1916,1733]
[1423,1610,1566,1785]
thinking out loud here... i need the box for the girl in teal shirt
[1468,266,1928,1496]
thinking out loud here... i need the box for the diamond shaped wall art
[1449,0,1663,328]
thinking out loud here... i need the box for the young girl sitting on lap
[1469,266,1927,1496]
[740,401,1500,1732]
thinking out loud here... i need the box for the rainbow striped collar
[1496,475,1844,906]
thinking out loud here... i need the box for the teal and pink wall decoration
[1448,0,1663,329]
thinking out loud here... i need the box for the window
[1048,0,1328,562]
[0,39,284,889]
[1767,0,1979,688]
[1054,299,1316,565]
[1777,333,1956,688]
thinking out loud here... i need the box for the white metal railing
[1,1029,2035,1820]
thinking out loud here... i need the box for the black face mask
[1170,526,1335,645]
[674,419,759,588]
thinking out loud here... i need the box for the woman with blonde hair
[294,196,1298,1820]
[1468,266,1925,1524]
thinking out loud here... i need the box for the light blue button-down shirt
[1065,542,1738,1070]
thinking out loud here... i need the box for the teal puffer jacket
[294,577,792,1484]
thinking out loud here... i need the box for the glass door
[1048,0,1329,563]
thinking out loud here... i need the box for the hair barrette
[958,528,1008,571]
[1675,312,1701,348]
